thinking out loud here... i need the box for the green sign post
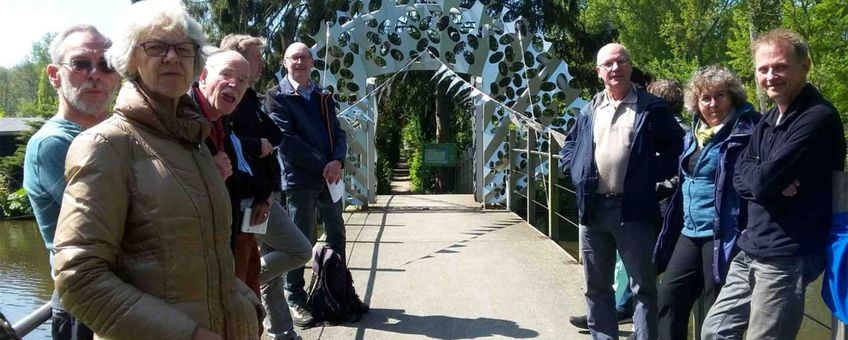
[423,143,457,167]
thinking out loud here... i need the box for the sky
[0,0,131,68]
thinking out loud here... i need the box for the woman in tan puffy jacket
[52,0,260,339]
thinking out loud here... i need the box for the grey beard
[60,80,117,115]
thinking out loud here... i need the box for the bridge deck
[297,194,597,339]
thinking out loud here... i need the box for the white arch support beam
[310,0,585,205]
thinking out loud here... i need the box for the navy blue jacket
[559,86,684,224]
[733,84,846,258]
[265,78,347,190]
[654,103,759,281]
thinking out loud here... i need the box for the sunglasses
[59,59,116,74]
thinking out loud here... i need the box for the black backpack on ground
[305,245,369,327]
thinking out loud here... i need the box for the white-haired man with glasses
[559,43,683,340]
[23,24,119,340]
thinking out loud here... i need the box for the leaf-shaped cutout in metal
[526,68,538,79]
[490,82,499,94]
[489,35,498,51]
[505,86,515,99]
[427,46,439,58]
[366,31,381,45]
[408,50,419,59]
[463,51,475,65]
[445,51,456,64]
[329,46,343,58]
[330,59,341,74]
[448,26,460,42]
[388,32,402,46]
[540,82,556,91]
[343,52,354,68]
[498,76,511,87]
[407,26,421,39]
[437,15,450,31]
[313,59,326,70]
[366,18,378,28]
[380,41,390,56]
[512,74,522,87]
[346,82,360,92]
[556,73,570,90]
[379,19,392,35]
[499,34,513,45]
[338,32,351,47]
[420,16,433,30]
[542,93,552,106]
[349,42,360,54]
[452,41,466,55]
[498,61,508,76]
[340,68,354,80]
[368,0,381,12]
[467,34,478,49]
[504,46,514,62]
[509,61,523,72]
[523,52,535,67]
[416,38,428,51]
[428,29,440,43]
[390,49,404,61]
[374,56,387,67]
[488,51,504,63]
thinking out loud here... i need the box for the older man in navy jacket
[560,43,683,340]
[701,29,846,340]
[265,42,349,327]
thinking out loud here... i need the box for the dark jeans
[283,185,346,305]
[580,197,658,340]
[657,235,723,340]
[52,308,92,340]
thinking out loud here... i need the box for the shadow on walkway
[355,308,539,339]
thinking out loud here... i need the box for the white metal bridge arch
[306,0,587,206]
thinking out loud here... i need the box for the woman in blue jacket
[653,65,759,340]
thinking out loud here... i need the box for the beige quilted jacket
[53,83,260,340]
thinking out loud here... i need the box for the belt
[597,192,622,199]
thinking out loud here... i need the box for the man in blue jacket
[560,43,683,340]
[701,29,846,340]
[23,25,120,340]
[265,42,349,327]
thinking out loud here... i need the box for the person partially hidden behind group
[220,34,313,339]
[653,65,759,340]
[51,0,262,339]
[190,49,266,302]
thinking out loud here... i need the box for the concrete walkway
[296,194,598,339]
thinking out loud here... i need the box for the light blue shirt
[23,116,82,253]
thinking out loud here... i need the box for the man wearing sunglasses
[23,24,119,340]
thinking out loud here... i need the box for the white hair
[49,25,109,64]
[106,0,207,82]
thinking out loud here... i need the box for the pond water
[0,219,52,339]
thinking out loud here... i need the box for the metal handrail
[13,301,51,338]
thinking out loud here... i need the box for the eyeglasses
[699,91,728,104]
[597,59,629,71]
[138,41,197,57]
[59,59,116,74]
[285,55,312,62]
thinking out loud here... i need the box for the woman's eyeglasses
[138,41,197,57]
[59,59,115,74]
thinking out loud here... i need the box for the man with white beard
[23,24,119,340]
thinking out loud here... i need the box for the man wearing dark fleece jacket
[702,29,846,340]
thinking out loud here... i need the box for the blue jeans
[701,251,824,340]
[283,185,346,305]
[580,197,658,340]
